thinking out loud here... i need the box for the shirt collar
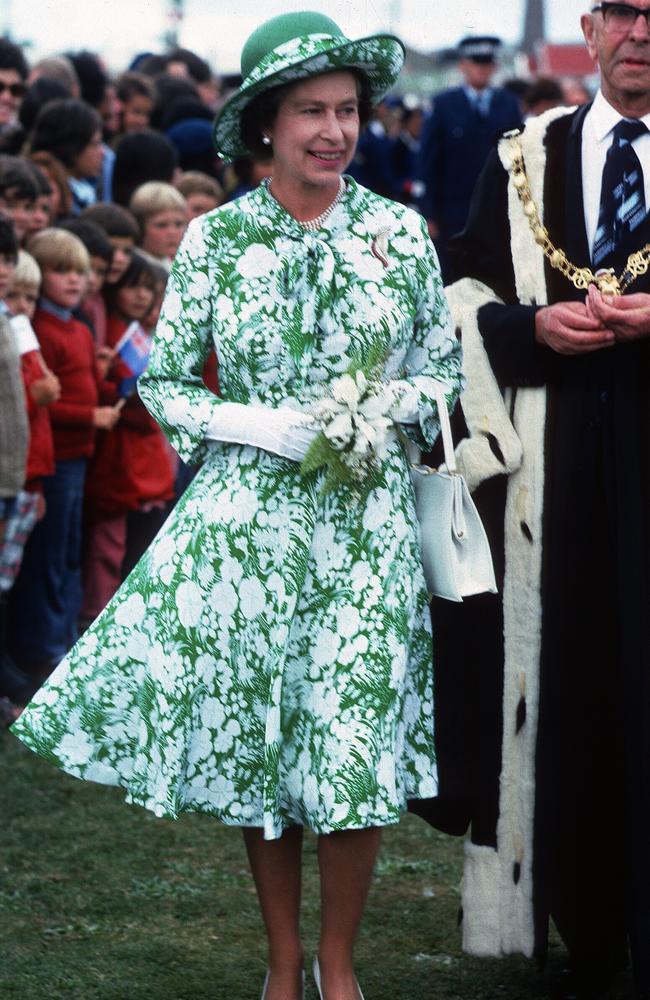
[590,88,650,142]
[464,84,492,103]
[39,296,72,322]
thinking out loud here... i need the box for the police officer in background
[416,35,521,278]
[347,94,401,199]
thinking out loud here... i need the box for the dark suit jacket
[416,85,521,239]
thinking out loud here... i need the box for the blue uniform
[348,120,399,199]
[417,86,521,273]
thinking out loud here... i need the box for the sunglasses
[592,2,650,29]
[0,81,25,98]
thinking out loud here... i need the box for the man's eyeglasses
[0,82,25,98]
[591,0,650,32]
[592,2,650,30]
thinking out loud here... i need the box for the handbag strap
[432,382,457,473]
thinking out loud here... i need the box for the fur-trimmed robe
[414,104,650,986]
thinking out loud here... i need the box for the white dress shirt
[581,89,650,257]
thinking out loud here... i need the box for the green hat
[213,11,405,160]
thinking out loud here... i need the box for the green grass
[0,731,630,999]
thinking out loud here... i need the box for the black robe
[415,105,650,992]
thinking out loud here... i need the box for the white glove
[206,401,319,462]
[388,377,446,424]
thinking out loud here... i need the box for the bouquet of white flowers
[301,346,400,495]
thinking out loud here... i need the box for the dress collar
[251,174,358,237]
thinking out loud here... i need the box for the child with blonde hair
[175,171,223,220]
[5,250,59,498]
[129,181,187,270]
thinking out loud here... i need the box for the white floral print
[12,177,462,840]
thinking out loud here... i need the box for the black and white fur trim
[446,106,572,958]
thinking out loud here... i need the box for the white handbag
[410,384,497,602]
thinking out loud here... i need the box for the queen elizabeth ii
[12,11,463,999]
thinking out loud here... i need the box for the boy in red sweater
[8,229,122,680]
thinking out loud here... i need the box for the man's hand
[535,301,616,355]
[586,286,650,342]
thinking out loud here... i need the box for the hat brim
[213,32,405,160]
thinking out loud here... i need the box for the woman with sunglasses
[0,37,28,136]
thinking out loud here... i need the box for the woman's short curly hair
[240,69,373,162]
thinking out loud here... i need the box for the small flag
[114,321,152,397]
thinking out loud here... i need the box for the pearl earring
[262,135,271,146]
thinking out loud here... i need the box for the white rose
[58,732,94,767]
[162,288,181,322]
[337,605,361,639]
[162,395,190,427]
[323,411,354,449]
[200,696,226,729]
[362,487,392,533]
[151,533,176,570]
[236,243,278,279]
[331,373,360,409]
[114,592,146,628]
[238,577,266,619]
[210,580,238,618]
[176,579,203,628]
[187,271,210,299]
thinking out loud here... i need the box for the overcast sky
[10,0,591,74]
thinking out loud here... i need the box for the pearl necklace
[266,177,346,232]
[299,178,346,232]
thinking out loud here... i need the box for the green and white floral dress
[12,178,462,839]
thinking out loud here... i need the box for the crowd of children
[0,38,230,725]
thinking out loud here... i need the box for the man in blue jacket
[417,36,521,278]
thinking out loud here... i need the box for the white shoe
[312,957,365,1000]
[261,968,306,999]
[313,958,324,1000]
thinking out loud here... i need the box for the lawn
[0,731,626,1000]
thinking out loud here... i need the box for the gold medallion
[504,134,650,297]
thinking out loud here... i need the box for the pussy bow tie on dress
[278,233,336,303]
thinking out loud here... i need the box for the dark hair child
[111,130,178,207]
[0,157,38,243]
[82,251,173,621]
[30,98,102,172]
[60,218,114,347]
[28,151,73,220]
[80,202,140,283]
[115,73,155,134]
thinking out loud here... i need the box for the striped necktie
[593,118,648,268]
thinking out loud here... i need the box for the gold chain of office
[504,133,650,296]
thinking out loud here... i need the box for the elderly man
[416,36,521,279]
[428,4,650,999]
